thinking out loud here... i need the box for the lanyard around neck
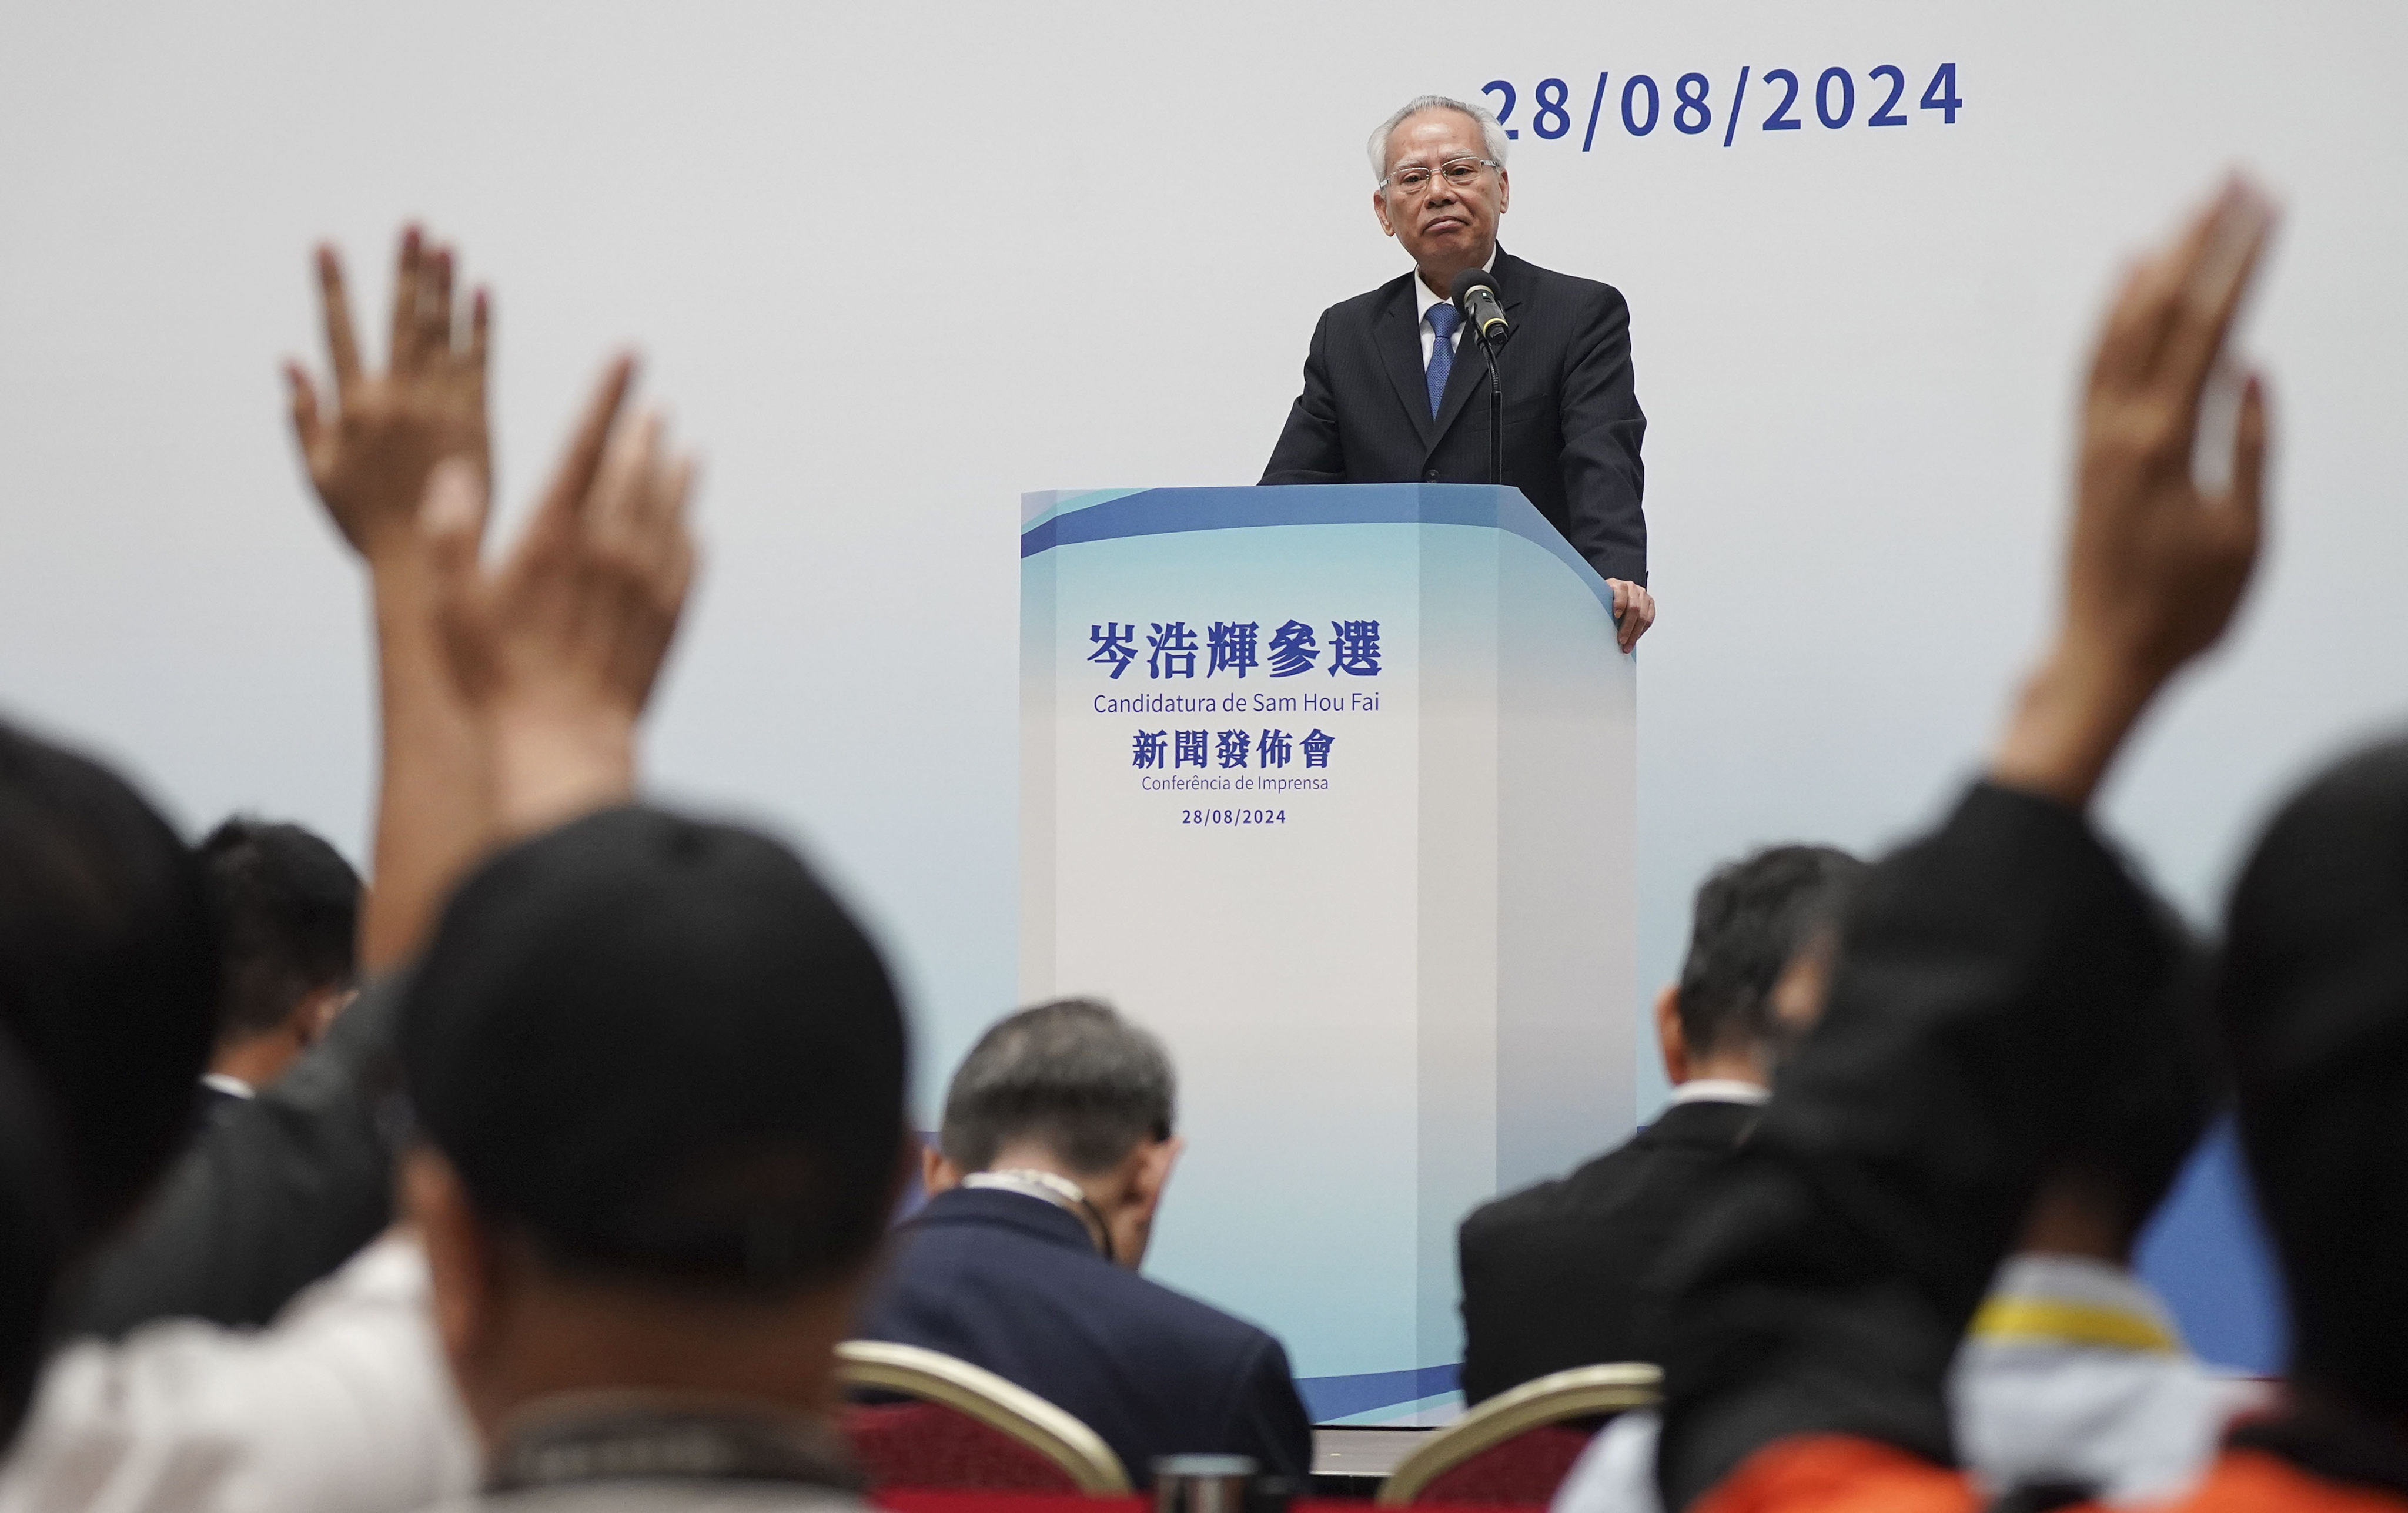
[487,1403,862,1494]
[963,1168,1117,1263]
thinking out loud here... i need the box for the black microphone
[1450,268,1510,346]
[1451,268,1509,487]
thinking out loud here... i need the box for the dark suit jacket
[1653,784,2183,1509]
[855,1187,1313,1484]
[191,1080,247,1134]
[1261,247,1647,586]
[63,976,403,1337]
[1456,1097,1759,1404]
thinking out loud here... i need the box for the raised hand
[1994,176,2276,807]
[422,356,698,837]
[287,227,490,560]
[2066,182,2273,687]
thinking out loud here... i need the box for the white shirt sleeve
[1951,1343,2268,1505]
[1550,1408,1664,1513]
[0,1231,480,1513]
[1948,1257,2271,1505]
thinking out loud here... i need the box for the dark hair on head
[941,999,1175,1177]
[1676,844,1869,1063]
[403,806,908,1296]
[196,817,360,1045]
[0,719,216,1243]
[2219,737,2408,1412]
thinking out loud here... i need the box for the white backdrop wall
[4,1,2404,1364]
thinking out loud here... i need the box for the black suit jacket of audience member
[1260,246,1648,587]
[192,1079,246,1134]
[64,980,400,1338]
[1455,1097,1760,1405]
[856,1186,1314,1483]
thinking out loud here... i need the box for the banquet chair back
[835,1338,1133,1495]
[1376,1363,1662,1505]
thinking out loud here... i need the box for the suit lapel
[1429,247,1522,451]
[1492,246,1530,316]
[1375,275,1440,450]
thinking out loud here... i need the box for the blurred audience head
[2220,738,2408,1415]
[195,816,360,1091]
[2018,928,2221,1262]
[0,719,215,1246]
[931,999,1180,1268]
[1657,843,1869,1086]
[0,1036,67,1449]
[399,806,907,1437]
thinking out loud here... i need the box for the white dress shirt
[0,1230,479,1513]
[1549,1257,2265,1513]
[1414,247,1497,367]
[1662,1079,1769,1109]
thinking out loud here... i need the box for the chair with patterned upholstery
[1376,1363,1661,1506]
[834,1338,1133,1495]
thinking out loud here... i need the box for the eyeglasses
[1379,158,1500,196]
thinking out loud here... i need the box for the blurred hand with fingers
[287,226,490,561]
[422,356,699,839]
[1994,176,2276,809]
[2067,178,2273,688]
[287,226,496,968]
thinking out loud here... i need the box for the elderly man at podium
[1262,93,1654,651]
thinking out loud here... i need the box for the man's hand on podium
[1607,580,1656,652]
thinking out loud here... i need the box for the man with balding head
[856,1000,1312,1486]
[1263,93,1654,650]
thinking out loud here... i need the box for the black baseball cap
[400,805,908,1290]
[2222,736,2408,1409]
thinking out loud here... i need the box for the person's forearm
[1557,411,1647,588]
[361,551,493,970]
[60,977,407,1336]
[487,712,634,842]
[1988,637,2160,811]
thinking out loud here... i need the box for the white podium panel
[1019,484,1634,1418]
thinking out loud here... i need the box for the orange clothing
[2168,1448,2408,1512]
[1692,1436,1979,1513]
[1692,1435,2408,1513]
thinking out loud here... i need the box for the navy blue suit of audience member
[857,1185,1314,1483]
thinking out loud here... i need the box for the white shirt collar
[1665,1078,1770,1107]
[201,1072,256,1100]
[1414,245,1498,326]
[961,1168,1114,1260]
[962,1167,1089,1211]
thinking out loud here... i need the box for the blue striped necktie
[1424,301,1461,417]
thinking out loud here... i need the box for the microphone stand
[1476,327,1509,487]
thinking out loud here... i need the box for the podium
[1019,484,1636,1421]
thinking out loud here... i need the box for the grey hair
[1368,94,1511,185]
[939,999,1176,1177]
